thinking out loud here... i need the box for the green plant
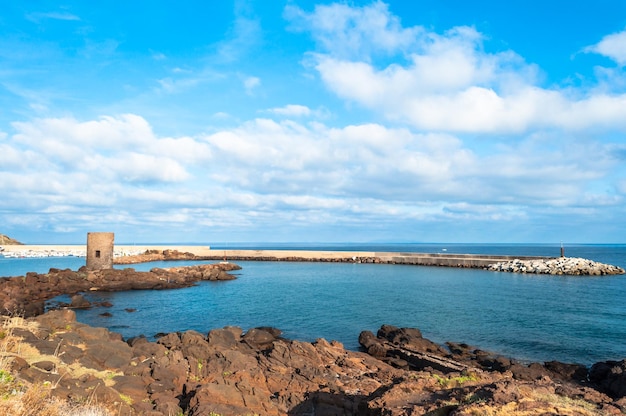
[433,371,479,388]
[0,370,14,384]
[119,393,133,405]
[462,393,485,405]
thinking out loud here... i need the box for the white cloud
[292,3,626,134]
[26,11,80,23]
[151,51,167,61]
[214,13,261,63]
[585,29,626,66]
[266,104,312,117]
[157,76,201,94]
[244,76,261,95]
[6,114,209,191]
[12,114,155,149]
[313,48,626,133]
[0,112,622,241]
[155,67,225,94]
[109,153,190,183]
[285,1,422,59]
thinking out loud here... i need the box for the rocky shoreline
[2,310,625,415]
[0,262,240,318]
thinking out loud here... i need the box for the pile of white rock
[487,257,625,276]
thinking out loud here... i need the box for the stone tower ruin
[86,232,114,270]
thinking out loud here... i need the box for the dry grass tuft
[460,390,603,416]
[0,315,113,416]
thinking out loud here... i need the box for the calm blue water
[2,243,626,365]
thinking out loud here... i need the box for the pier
[0,245,547,268]
[1,245,622,275]
[199,249,549,268]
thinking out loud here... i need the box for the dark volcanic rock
[3,313,625,415]
[590,360,626,398]
[377,324,448,355]
[242,327,280,350]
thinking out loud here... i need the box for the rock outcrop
[487,256,625,275]
[2,313,624,415]
[590,360,626,399]
[0,262,240,317]
[114,249,199,264]
[0,233,23,245]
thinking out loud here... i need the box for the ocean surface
[1,243,625,365]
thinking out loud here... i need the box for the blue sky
[1,1,625,244]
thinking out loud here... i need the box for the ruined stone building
[86,232,114,270]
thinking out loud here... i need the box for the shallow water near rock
[4,243,626,365]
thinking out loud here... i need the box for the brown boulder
[33,309,76,330]
[377,324,447,355]
[544,360,589,382]
[70,294,91,308]
[207,326,243,350]
[242,327,280,350]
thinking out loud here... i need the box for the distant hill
[0,234,23,245]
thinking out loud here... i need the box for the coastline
[3,308,625,415]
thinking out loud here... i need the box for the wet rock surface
[1,312,625,415]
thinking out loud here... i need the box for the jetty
[2,245,623,275]
[1,245,536,267]
[199,249,548,268]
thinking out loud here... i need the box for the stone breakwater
[487,257,625,275]
[5,246,623,275]
[115,249,626,276]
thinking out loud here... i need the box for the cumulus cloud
[285,1,421,60]
[7,114,203,188]
[1,112,623,240]
[289,3,626,134]
[585,28,626,66]
[200,117,617,207]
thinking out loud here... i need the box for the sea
[1,243,625,366]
